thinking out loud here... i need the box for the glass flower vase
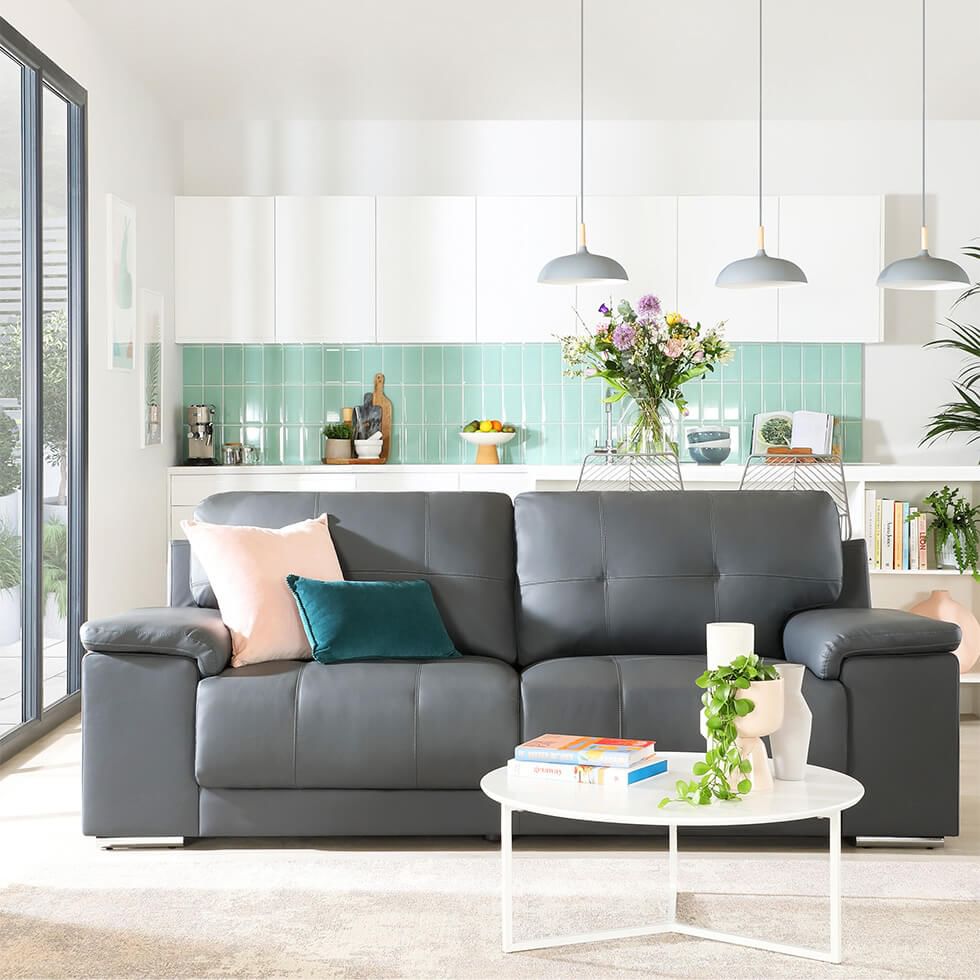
[623,400,680,456]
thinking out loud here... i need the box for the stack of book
[864,490,928,570]
[506,734,668,787]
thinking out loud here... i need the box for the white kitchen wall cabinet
[777,196,883,343]
[577,196,679,319]
[676,196,779,342]
[476,197,577,342]
[377,196,476,343]
[275,196,376,343]
[175,197,275,343]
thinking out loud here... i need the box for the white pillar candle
[706,622,755,670]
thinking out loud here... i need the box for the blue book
[902,501,911,570]
[508,755,668,786]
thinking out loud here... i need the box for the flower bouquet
[559,294,733,454]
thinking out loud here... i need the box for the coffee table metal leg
[501,804,513,952]
[497,803,844,963]
[667,823,678,923]
[830,810,842,963]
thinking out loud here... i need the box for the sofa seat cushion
[196,657,519,789]
[520,655,847,771]
[521,655,707,752]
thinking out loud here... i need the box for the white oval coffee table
[480,752,864,964]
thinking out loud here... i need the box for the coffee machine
[185,404,216,465]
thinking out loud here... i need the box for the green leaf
[739,758,753,773]
[707,715,725,731]
[659,797,671,808]
[733,675,750,689]
[734,698,754,716]
[692,761,708,776]
[737,778,752,795]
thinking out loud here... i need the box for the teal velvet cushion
[285,575,460,664]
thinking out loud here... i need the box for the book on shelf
[514,734,656,768]
[507,755,668,787]
[863,495,929,571]
[882,498,894,570]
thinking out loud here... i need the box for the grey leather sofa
[80,490,961,843]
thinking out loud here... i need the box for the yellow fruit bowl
[459,430,517,465]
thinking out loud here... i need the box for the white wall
[4,0,181,615]
[183,118,980,466]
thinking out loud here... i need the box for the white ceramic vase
[770,663,812,781]
[733,677,784,793]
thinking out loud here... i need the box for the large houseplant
[921,241,980,451]
[919,485,980,579]
[560,294,733,454]
[660,653,780,807]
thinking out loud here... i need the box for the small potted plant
[920,485,980,579]
[322,422,352,462]
[661,653,782,807]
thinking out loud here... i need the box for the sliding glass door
[0,17,86,752]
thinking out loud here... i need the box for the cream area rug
[1,844,979,979]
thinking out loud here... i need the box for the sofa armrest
[80,606,231,677]
[783,607,961,680]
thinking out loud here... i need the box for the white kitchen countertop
[169,463,980,483]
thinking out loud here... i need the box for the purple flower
[598,303,611,315]
[611,323,637,351]
[637,294,662,316]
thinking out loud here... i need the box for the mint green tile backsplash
[182,343,863,465]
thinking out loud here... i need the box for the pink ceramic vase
[908,589,980,674]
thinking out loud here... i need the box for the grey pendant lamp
[877,0,968,290]
[716,0,807,290]
[538,0,627,285]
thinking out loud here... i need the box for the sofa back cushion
[190,491,517,663]
[513,490,843,666]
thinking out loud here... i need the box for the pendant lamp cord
[580,0,585,230]
[921,0,926,234]
[758,0,763,231]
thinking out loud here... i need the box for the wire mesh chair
[575,451,685,492]
[738,453,852,539]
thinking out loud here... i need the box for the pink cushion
[181,515,343,667]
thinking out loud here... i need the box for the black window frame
[0,15,88,760]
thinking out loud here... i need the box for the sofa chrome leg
[98,836,186,850]
[855,836,944,849]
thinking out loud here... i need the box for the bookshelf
[849,467,980,716]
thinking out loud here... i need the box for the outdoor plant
[559,294,732,454]
[42,520,68,619]
[0,523,20,594]
[0,413,20,498]
[660,653,779,807]
[919,485,980,580]
[323,422,352,441]
[0,311,68,503]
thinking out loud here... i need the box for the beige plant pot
[324,437,352,461]
[732,677,784,793]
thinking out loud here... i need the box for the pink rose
[665,338,684,358]
[692,349,705,362]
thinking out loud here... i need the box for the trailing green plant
[0,413,20,498]
[322,422,352,440]
[42,520,68,619]
[919,485,980,580]
[659,653,779,807]
[0,522,20,593]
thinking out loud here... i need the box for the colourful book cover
[901,501,911,570]
[874,499,882,569]
[882,499,893,570]
[507,755,668,787]
[893,501,903,569]
[514,734,656,768]
[909,507,919,570]
[864,489,876,567]
[919,514,928,569]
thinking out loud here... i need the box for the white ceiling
[67,0,980,121]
